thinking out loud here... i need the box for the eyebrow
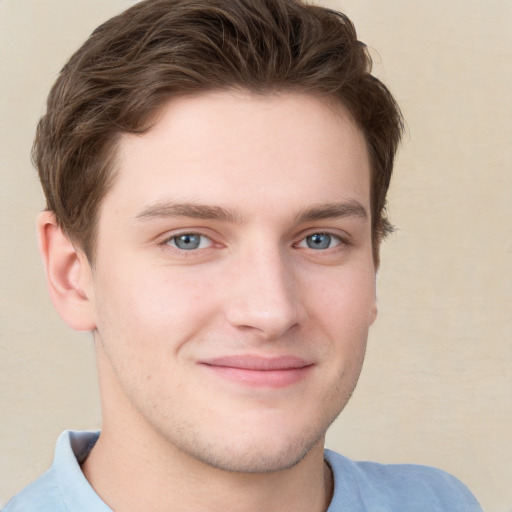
[134,201,244,223]
[295,200,368,223]
[134,199,368,224]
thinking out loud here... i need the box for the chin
[162,409,335,474]
[187,432,323,474]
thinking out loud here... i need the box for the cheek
[308,267,376,328]
[93,263,219,355]
[306,266,375,378]
[92,267,221,403]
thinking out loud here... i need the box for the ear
[369,300,378,326]
[369,275,378,325]
[37,211,96,331]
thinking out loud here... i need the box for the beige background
[1,0,510,510]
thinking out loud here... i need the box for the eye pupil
[307,233,331,250]
[175,234,201,250]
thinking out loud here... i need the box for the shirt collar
[53,430,112,511]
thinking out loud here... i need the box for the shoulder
[325,449,483,512]
[2,466,64,512]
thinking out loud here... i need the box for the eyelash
[160,230,350,254]
[295,232,345,250]
[159,232,216,256]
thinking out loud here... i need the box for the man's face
[86,91,377,472]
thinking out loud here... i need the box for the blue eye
[299,233,341,250]
[167,233,211,250]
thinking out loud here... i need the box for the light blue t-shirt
[3,430,483,511]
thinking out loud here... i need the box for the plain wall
[1,1,510,510]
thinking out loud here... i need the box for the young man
[5,1,483,511]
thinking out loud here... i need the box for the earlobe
[369,301,378,325]
[369,276,378,325]
[37,211,96,331]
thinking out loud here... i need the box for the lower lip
[201,365,313,388]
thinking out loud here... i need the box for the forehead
[105,90,371,221]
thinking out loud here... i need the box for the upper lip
[200,355,312,371]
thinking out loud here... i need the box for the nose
[223,247,301,341]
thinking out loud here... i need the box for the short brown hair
[33,0,403,265]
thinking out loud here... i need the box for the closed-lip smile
[199,355,314,387]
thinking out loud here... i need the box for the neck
[81,421,333,512]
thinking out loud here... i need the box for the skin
[40,90,377,512]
